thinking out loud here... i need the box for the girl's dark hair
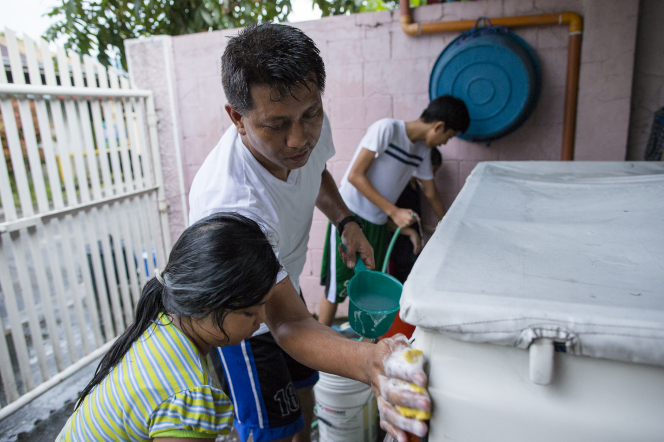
[421,94,471,133]
[222,22,326,115]
[76,212,281,410]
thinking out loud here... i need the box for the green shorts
[320,215,388,303]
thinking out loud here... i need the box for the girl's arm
[386,219,422,255]
[349,148,418,229]
[419,179,446,220]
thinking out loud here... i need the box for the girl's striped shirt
[56,314,233,441]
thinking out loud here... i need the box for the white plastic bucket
[314,372,378,442]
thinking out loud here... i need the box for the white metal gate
[0,28,170,418]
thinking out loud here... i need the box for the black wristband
[337,215,363,236]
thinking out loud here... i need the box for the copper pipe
[562,33,582,161]
[399,0,583,161]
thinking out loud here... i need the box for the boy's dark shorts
[211,299,318,442]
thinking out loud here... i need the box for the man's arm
[420,178,446,220]
[316,167,374,270]
[348,149,418,229]
[266,276,430,442]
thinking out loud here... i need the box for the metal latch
[529,338,554,385]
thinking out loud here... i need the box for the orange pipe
[400,2,583,161]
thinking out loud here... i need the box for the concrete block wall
[126,0,640,317]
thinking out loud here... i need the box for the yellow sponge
[394,380,429,420]
[403,349,424,364]
[396,405,430,421]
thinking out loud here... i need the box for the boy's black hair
[431,147,442,168]
[222,23,326,115]
[420,95,471,133]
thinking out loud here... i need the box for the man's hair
[222,23,326,115]
[420,95,471,133]
[431,147,442,168]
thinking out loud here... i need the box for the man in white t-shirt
[189,23,431,442]
[319,95,470,326]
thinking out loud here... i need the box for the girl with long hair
[57,212,281,441]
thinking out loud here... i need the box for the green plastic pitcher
[347,228,403,339]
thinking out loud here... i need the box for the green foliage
[312,0,397,16]
[44,0,293,70]
[43,0,420,70]
[310,0,429,15]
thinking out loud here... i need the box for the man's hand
[390,208,419,229]
[338,222,375,270]
[370,335,430,442]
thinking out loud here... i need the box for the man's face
[228,81,324,173]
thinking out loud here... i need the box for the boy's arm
[348,148,418,229]
[420,178,446,220]
[316,167,375,270]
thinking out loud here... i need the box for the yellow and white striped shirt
[57,314,233,441]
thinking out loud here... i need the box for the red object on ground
[382,260,416,340]
[380,311,416,340]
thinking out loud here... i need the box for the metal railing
[0,28,170,418]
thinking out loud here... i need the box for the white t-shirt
[189,113,335,334]
[339,119,434,225]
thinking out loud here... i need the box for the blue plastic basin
[429,27,541,142]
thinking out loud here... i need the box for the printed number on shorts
[274,383,299,417]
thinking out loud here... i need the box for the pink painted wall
[126,0,640,316]
[627,0,664,161]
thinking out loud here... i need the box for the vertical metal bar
[137,194,158,278]
[105,202,134,326]
[0,63,35,218]
[84,206,115,339]
[135,96,166,270]
[70,51,103,200]
[25,36,64,211]
[108,70,135,193]
[120,77,144,190]
[26,224,65,372]
[70,211,104,348]
[128,197,150,288]
[11,230,51,382]
[117,199,142,306]
[146,95,172,255]
[0,313,19,402]
[147,191,167,273]
[5,29,49,214]
[133,98,153,187]
[0,130,18,223]
[57,47,91,204]
[43,218,78,363]
[97,206,125,334]
[0,233,36,392]
[97,67,125,196]
[59,215,91,355]
[41,39,78,207]
[120,77,145,189]
[84,59,114,199]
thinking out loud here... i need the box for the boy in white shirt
[319,95,470,326]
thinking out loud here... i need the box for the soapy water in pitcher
[353,292,399,313]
